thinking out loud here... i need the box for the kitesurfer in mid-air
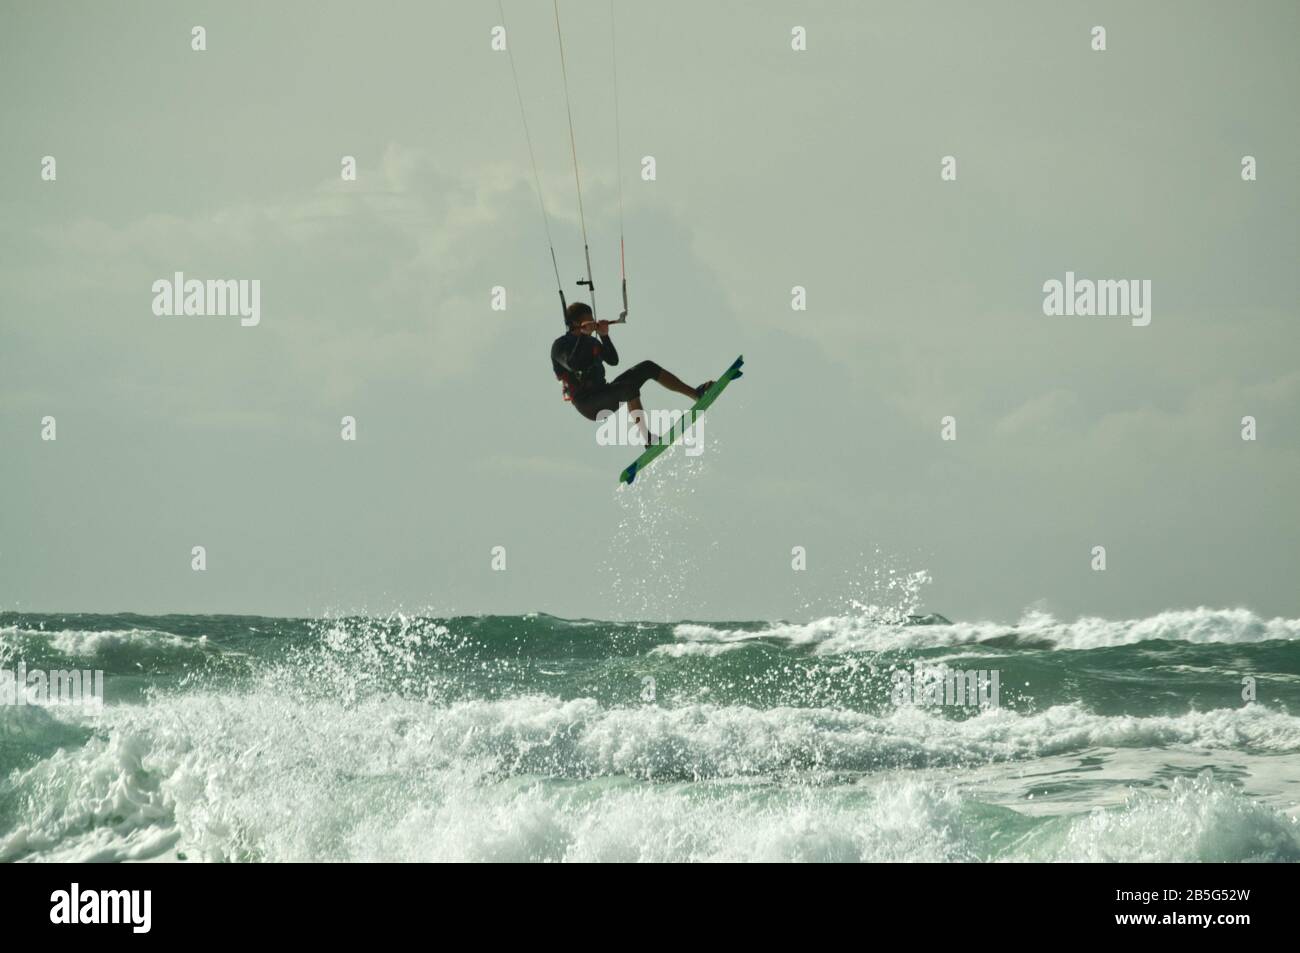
[551,302,713,445]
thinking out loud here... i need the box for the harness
[556,336,602,401]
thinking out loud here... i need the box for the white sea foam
[649,642,744,658]
[1,626,210,660]
[674,607,1300,654]
[4,690,1298,863]
[49,628,209,657]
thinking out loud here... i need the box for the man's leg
[613,360,710,401]
[651,365,699,400]
[608,362,714,446]
[626,396,656,446]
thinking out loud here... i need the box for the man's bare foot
[693,381,716,399]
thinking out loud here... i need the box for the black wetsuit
[550,330,662,421]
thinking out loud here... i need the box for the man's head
[565,301,593,331]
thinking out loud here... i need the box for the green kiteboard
[619,355,744,485]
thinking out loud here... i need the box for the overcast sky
[1,1,1296,622]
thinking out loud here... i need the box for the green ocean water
[2,608,1299,862]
